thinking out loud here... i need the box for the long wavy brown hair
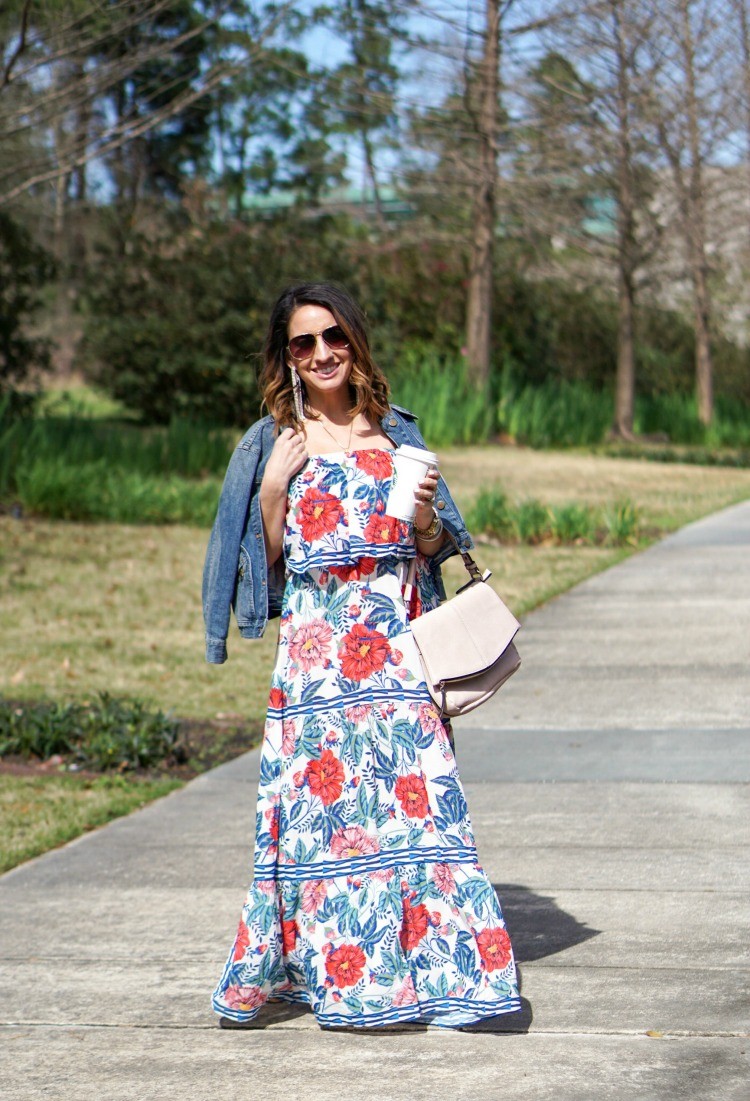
[259,283,390,429]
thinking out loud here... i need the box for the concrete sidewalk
[1,502,749,1100]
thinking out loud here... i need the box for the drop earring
[290,364,305,422]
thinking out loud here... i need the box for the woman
[204,283,520,1029]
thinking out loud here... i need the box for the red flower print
[395,773,429,818]
[325,943,367,988]
[266,806,279,842]
[268,687,287,709]
[305,749,345,805]
[301,879,327,915]
[281,918,297,955]
[288,619,333,672]
[355,449,394,479]
[364,512,403,545]
[476,927,512,972]
[339,624,391,681]
[232,920,249,961]
[400,897,430,951]
[296,488,344,542]
[330,825,379,859]
[329,557,377,582]
[224,985,267,1012]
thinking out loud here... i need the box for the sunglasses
[287,325,350,361]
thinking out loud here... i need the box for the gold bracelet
[414,509,443,541]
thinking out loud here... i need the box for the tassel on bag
[291,365,305,422]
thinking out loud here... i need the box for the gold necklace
[318,414,355,452]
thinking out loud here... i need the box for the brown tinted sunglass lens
[288,333,315,359]
[288,326,349,360]
[323,326,349,349]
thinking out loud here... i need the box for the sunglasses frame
[287,325,350,362]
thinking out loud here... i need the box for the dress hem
[214,989,523,1030]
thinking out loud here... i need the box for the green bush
[549,503,596,544]
[0,411,233,494]
[81,210,372,425]
[0,694,181,771]
[498,370,613,447]
[465,485,513,538]
[603,499,640,546]
[0,213,55,397]
[468,485,640,547]
[390,351,496,445]
[511,498,550,543]
[13,458,221,525]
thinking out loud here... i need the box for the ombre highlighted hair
[259,283,390,429]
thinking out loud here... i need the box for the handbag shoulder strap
[443,529,488,592]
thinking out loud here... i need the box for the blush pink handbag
[409,546,521,718]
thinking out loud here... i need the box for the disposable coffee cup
[386,444,439,521]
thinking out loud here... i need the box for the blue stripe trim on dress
[267,685,432,720]
[254,843,479,882]
[286,542,416,574]
[214,989,523,1028]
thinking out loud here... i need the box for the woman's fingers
[415,469,439,502]
[265,428,308,488]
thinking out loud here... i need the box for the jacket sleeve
[401,417,474,567]
[202,427,262,663]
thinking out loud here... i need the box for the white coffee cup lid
[394,444,438,465]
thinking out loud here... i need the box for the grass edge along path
[0,772,181,875]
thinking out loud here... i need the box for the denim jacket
[202,404,474,663]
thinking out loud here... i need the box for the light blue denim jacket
[202,405,474,663]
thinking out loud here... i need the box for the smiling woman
[203,282,521,1030]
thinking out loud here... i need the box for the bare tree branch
[0,0,32,92]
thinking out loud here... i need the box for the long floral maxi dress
[212,448,521,1028]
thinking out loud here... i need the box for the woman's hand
[262,427,308,494]
[260,428,308,565]
[413,467,440,532]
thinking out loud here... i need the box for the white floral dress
[212,448,520,1028]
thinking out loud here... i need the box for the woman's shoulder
[385,403,419,423]
[235,414,277,452]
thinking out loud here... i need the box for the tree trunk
[465,0,501,389]
[611,0,637,439]
[734,0,750,252]
[362,131,386,230]
[690,236,713,424]
[678,0,713,425]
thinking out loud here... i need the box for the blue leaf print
[289,800,307,825]
[259,754,281,784]
[454,932,477,978]
[301,678,327,704]
[412,721,434,750]
[436,790,467,826]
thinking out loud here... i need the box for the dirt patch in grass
[0,713,264,782]
[0,715,263,874]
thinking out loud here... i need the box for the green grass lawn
[0,772,181,874]
[2,443,750,874]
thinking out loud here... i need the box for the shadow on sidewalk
[496,882,601,963]
[460,883,600,1034]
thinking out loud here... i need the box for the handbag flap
[410,581,520,686]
